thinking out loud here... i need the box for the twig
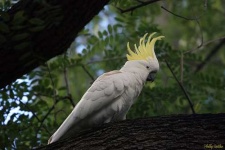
[63,68,75,107]
[37,64,58,135]
[81,65,95,82]
[184,36,225,54]
[36,100,59,135]
[161,0,209,50]
[63,55,75,107]
[46,64,57,101]
[17,97,51,135]
[62,95,76,107]
[195,39,225,73]
[18,96,51,135]
[161,5,204,48]
[195,18,203,48]
[63,68,70,96]
[165,59,196,114]
[180,53,183,84]
[161,6,198,21]
[86,57,126,65]
[117,0,161,13]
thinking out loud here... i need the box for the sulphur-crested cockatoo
[48,32,164,144]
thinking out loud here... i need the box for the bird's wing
[49,70,129,143]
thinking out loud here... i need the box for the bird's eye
[146,66,149,69]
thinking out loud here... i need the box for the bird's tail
[48,135,53,144]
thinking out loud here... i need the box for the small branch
[63,55,75,107]
[117,0,161,14]
[17,97,51,135]
[136,0,145,4]
[36,100,59,135]
[204,0,208,10]
[86,57,126,65]
[184,36,225,54]
[62,95,75,107]
[81,65,95,82]
[195,18,203,48]
[54,109,68,123]
[195,39,225,73]
[36,63,61,135]
[161,6,204,48]
[46,64,57,101]
[161,6,198,21]
[63,68,70,96]
[165,59,196,114]
[180,53,183,84]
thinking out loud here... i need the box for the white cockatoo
[48,32,164,144]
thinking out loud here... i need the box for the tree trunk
[0,0,109,89]
[36,113,225,150]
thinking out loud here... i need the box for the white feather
[48,59,159,144]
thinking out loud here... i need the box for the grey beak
[147,72,157,82]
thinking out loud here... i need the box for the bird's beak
[146,72,157,82]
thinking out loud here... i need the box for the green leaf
[98,31,103,39]
[19,51,32,61]
[107,25,113,34]
[13,11,27,25]
[12,33,30,41]
[0,22,10,33]
[43,79,50,86]
[29,25,46,32]
[2,92,8,100]
[14,42,30,50]
[11,25,27,30]
[0,11,10,22]
[29,18,45,25]
[0,34,6,44]
[103,30,108,36]
[58,86,67,91]
[9,89,14,99]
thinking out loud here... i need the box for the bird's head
[124,32,164,82]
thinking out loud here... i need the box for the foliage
[0,0,225,149]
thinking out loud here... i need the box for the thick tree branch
[37,113,225,150]
[0,0,110,89]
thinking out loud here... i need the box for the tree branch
[46,64,57,101]
[117,0,161,13]
[161,6,204,48]
[36,113,225,150]
[0,0,110,89]
[165,59,196,114]
[161,6,198,21]
[36,100,59,136]
[63,55,75,107]
[195,38,225,73]
[184,36,225,54]
[81,65,95,82]
[86,57,126,65]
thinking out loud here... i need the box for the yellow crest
[126,32,165,61]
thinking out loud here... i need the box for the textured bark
[37,113,225,150]
[0,0,109,89]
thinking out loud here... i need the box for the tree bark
[0,0,109,89]
[36,113,225,150]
